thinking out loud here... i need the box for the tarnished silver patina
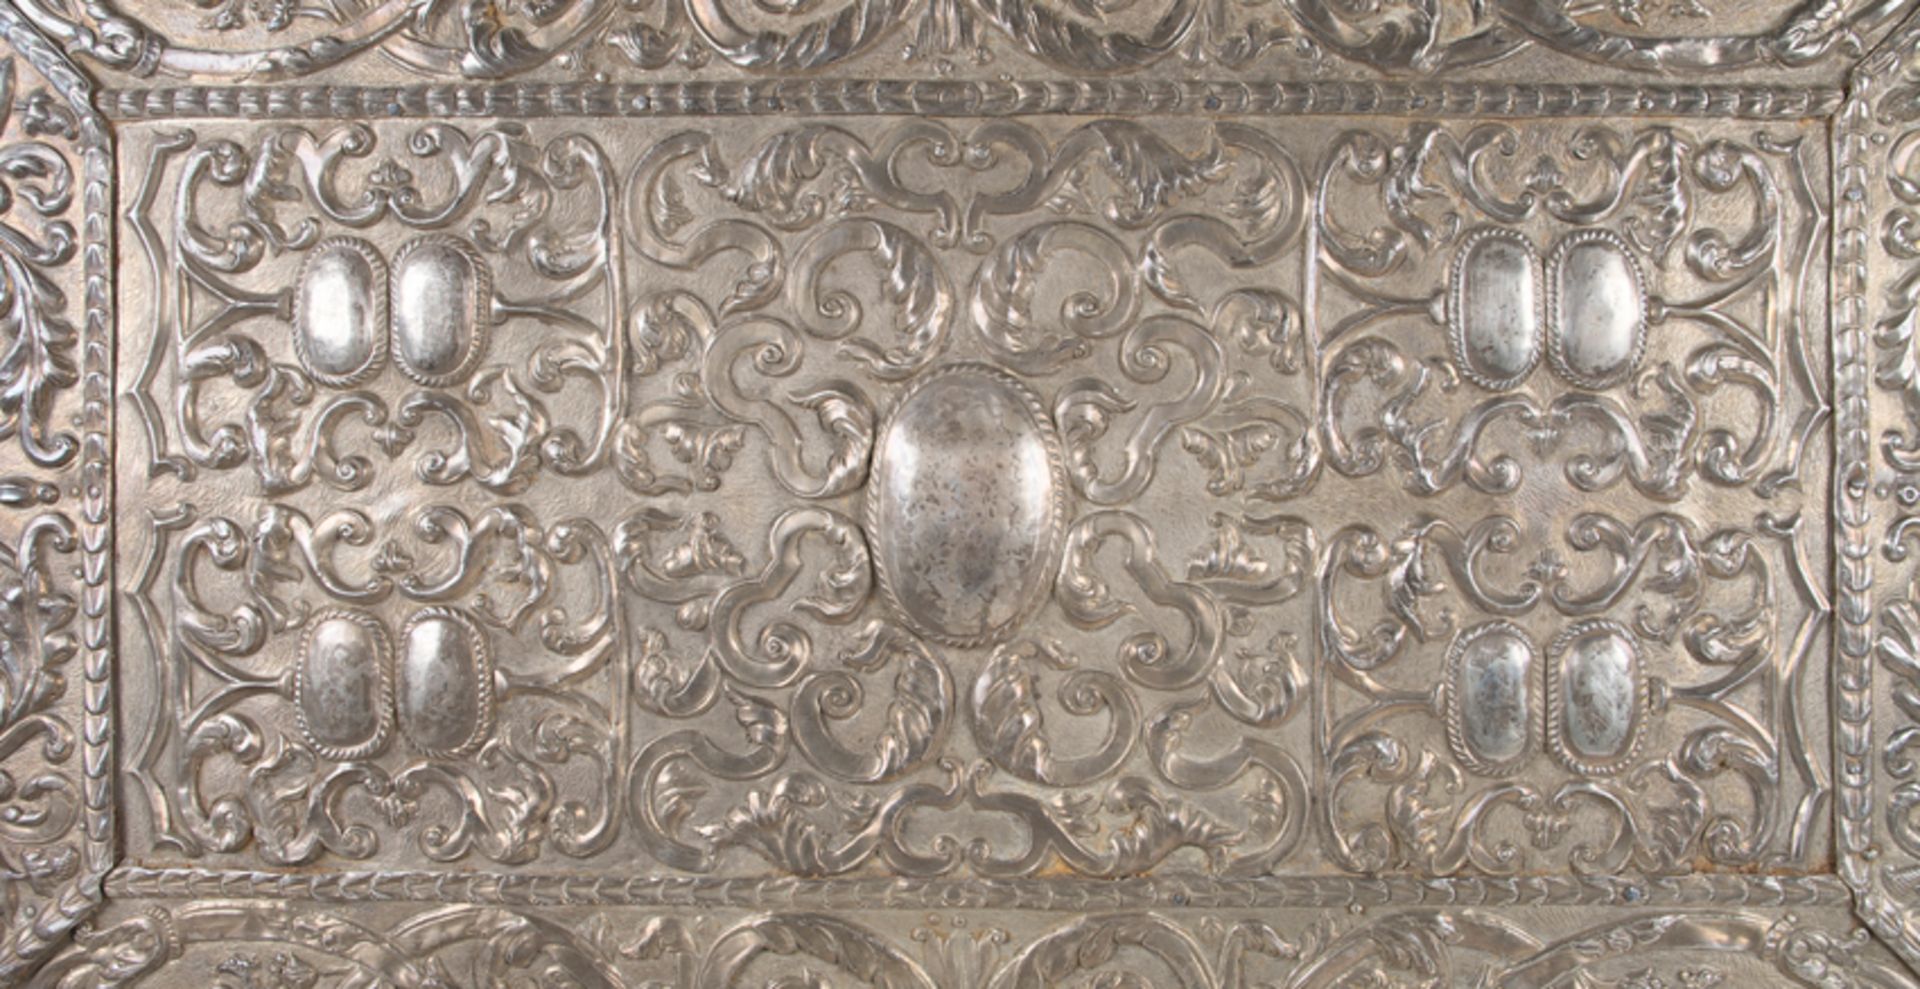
[6,0,1920,984]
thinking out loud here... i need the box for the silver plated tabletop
[0,0,1917,984]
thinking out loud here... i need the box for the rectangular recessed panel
[113,115,1832,879]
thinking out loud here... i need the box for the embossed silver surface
[0,0,1919,984]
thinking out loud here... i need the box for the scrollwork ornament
[0,9,110,980]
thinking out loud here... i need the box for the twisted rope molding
[94,79,1843,121]
[105,867,1857,910]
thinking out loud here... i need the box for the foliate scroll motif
[1861,20,1920,970]
[1294,120,1831,879]
[0,56,77,475]
[13,0,1908,83]
[120,118,653,870]
[123,121,619,496]
[0,9,111,981]
[1317,512,1828,876]
[0,65,82,870]
[35,901,1916,989]
[119,115,1824,882]
[0,511,84,965]
[1310,123,1828,504]
[121,115,1321,879]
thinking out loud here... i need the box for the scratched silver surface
[2,0,1920,985]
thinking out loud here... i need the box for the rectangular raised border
[7,0,1920,981]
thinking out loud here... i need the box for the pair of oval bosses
[292,236,492,388]
[295,608,494,763]
[1445,619,1648,779]
[1450,228,1648,392]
